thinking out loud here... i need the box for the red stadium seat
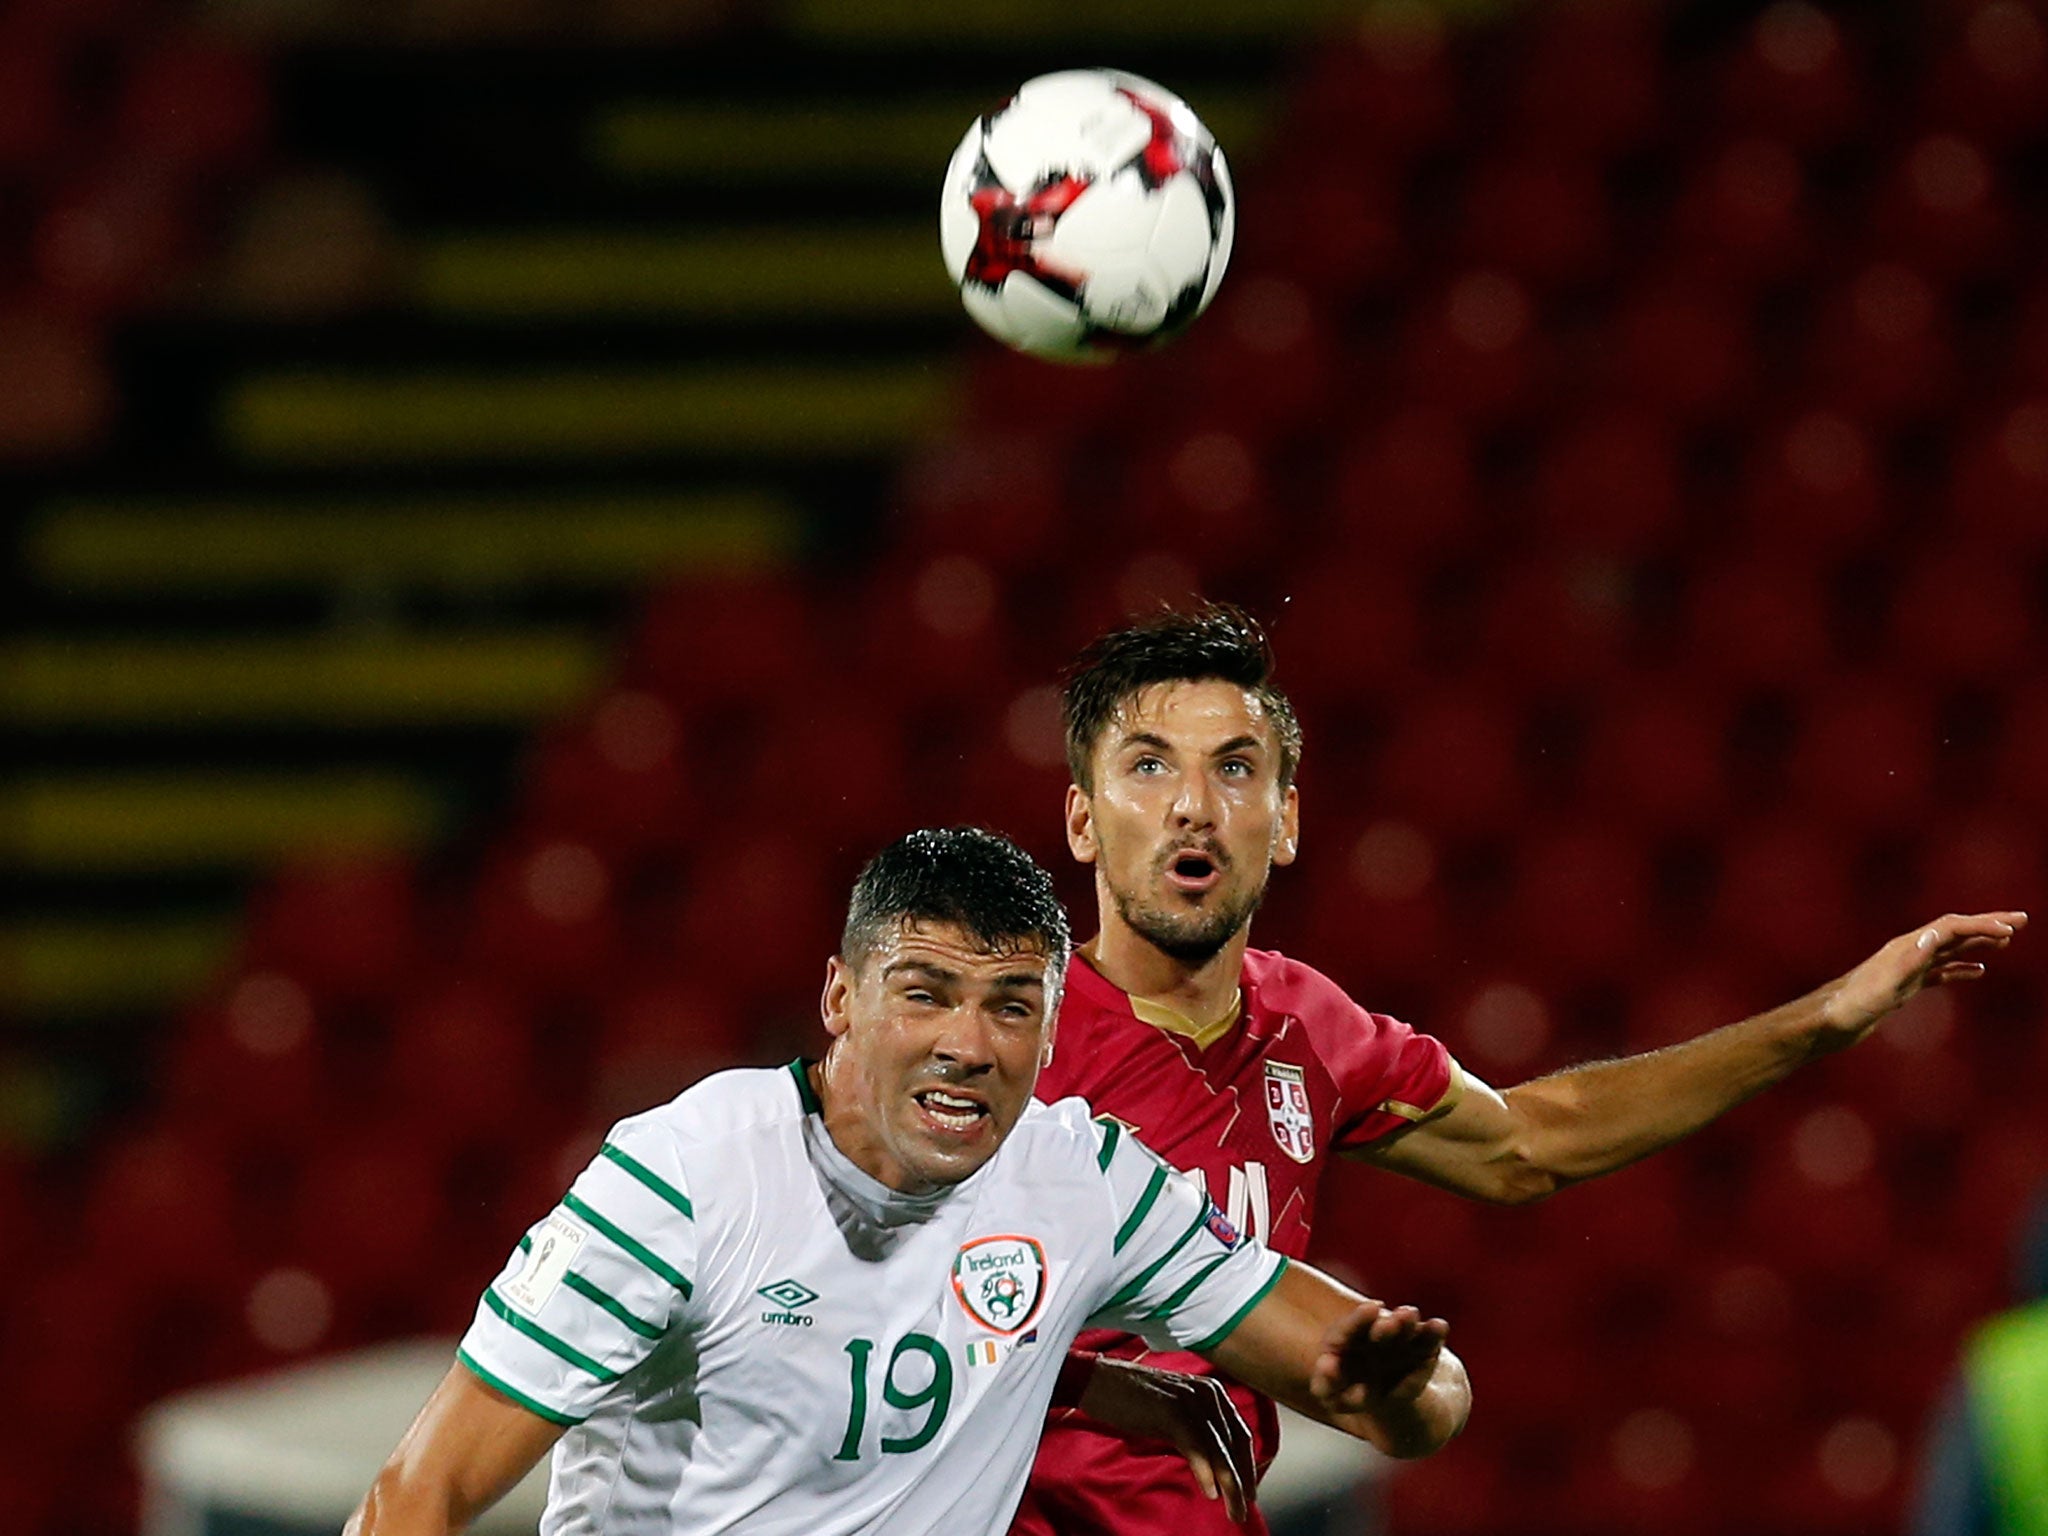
[1916,1,2048,147]
[1525,407,1685,557]
[243,854,419,1005]
[381,975,540,1149]
[1470,557,1638,695]
[664,830,841,1003]
[1575,678,1736,835]
[463,835,624,1000]
[890,428,1076,574]
[1783,678,1942,831]
[288,1127,452,1301]
[1395,268,1547,426]
[1504,0,1663,159]
[1455,149,1616,294]
[1268,557,1424,708]
[0,300,112,456]
[0,24,68,172]
[83,1125,242,1288]
[114,38,269,169]
[32,158,195,315]
[1883,547,2037,688]
[590,974,747,1123]
[1376,688,1527,836]
[740,688,917,844]
[1658,136,1816,287]
[1282,7,1457,164]
[1496,820,1654,987]
[1708,818,1860,976]
[1104,425,1277,582]
[1993,682,2048,817]
[1934,398,2048,552]
[1680,559,1838,689]
[1241,163,1407,303]
[628,574,823,710]
[1621,964,1770,1054]
[1729,407,1891,561]
[161,976,328,1150]
[1165,276,1342,442]
[1801,263,1958,424]
[1863,133,2016,283]
[1918,813,2045,913]
[1713,2,1867,151]
[1324,406,1481,568]
[1601,271,1757,426]
[520,690,692,861]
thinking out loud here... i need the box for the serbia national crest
[1264,1061,1315,1163]
[951,1234,1047,1335]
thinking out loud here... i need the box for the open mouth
[913,1088,990,1133]
[1166,850,1222,893]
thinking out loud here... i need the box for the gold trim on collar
[1127,990,1244,1052]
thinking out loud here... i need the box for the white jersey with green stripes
[457,1060,1288,1536]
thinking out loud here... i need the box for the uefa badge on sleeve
[951,1235,1048,1335]
[1264,1062,1315,1164]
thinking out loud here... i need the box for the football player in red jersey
[1014,604,2026,1536]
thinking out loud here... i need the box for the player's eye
[1132,755,1166,774]
[1218,758,1253,778]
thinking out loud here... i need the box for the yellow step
[0,772,442,872]
[221,361,955,466]
[30,491,796,593]
[0,916,236,1016]
[0,632,604,727]
[412,228,951,319]
[590,93,1267,182]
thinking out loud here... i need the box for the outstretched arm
[345,1364,566,1536]
[1202,1260,1468,1459]
[1360,910,2027,1204]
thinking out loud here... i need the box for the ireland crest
[951,1234,1047,1335]
[1264,1061,1314,1164]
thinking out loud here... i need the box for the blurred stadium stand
[0,0,2044,1533]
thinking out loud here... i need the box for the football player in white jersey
[347,828,1470,1536]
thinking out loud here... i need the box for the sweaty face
[1069,679,1299,965]
[819,919,1056,1195]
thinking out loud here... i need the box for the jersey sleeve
[1083,1116,1288,1353]
[457,1118,699,1425]
[1327,1003,1465,1152]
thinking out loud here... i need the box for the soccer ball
[939,69,1235,364]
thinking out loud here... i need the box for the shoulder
[1242,947,1367,1022]
[611,1062,810,1160]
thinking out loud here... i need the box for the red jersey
[1014,948,1459,1536]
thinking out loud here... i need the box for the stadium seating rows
[3,3,2047,1533]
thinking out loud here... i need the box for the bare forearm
[1507,987,1825,1185]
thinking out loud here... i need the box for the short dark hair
[841,827,1072,979]
[1061,604,1303,792]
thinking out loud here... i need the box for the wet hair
[1061,603,1303,792]
[841,827,1072,979]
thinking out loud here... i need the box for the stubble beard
[1111,876,1265,966]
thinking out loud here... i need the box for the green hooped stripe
[485,1289,621,1383]
[789,1058,822,1114]
[1101,1205,1212,1311]
[601,1141,694,1219]
[564,1271,664,1340]
[1114,1164,1169,1254]
[1094,1117,1121,1171]
[516,1233,662,1339]
[561,1191,692,1296]
[1148,1253,1232,1320]
[1190,1257,1291,1354]
[457,1347,587,1426]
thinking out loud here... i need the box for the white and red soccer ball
[939,69,1235,363]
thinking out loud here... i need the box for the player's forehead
[1104,678,1279,756]
[865,918,1053,988]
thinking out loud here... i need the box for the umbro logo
[757,1277,818,1326]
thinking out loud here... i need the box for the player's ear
[1065,783,1098,863]
[1274,782,1301,868]
[821,954,855,1039]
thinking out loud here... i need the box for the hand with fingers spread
[1816,910,2029,1052]
[1311,1302,1453,1428]
[1074,1358,1257,1524]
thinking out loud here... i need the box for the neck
[812,1051,932,1196]
[1082,902,1250,1026]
